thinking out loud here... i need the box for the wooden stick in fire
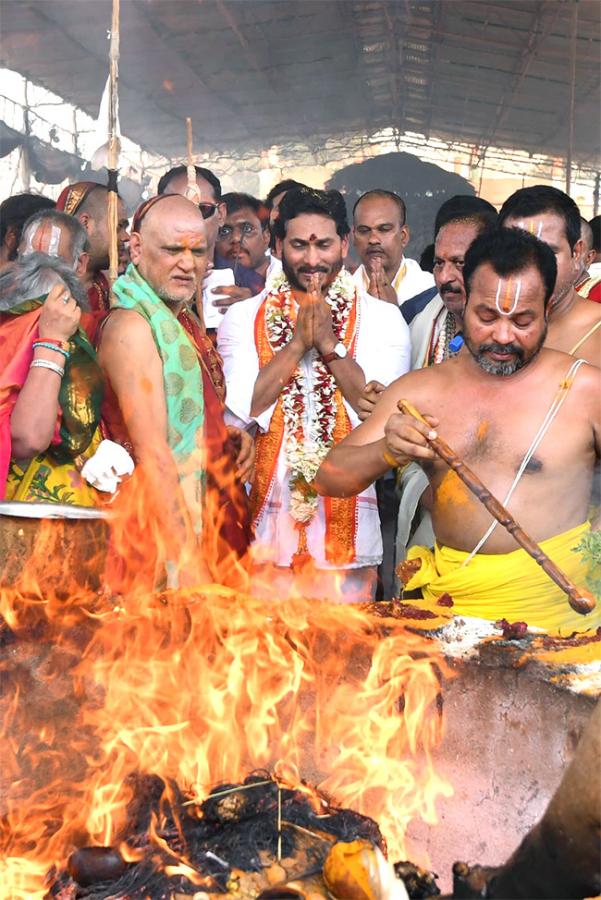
[397,398,596,616]
[107,0,120,290]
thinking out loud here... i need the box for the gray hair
[19,209,89,267]
[0,252,89,311]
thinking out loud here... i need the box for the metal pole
[565,1,578,194]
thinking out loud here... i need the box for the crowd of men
[1,168,600,632]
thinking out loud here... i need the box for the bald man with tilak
[97,194,253,588]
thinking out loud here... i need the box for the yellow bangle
[382,449,399,469]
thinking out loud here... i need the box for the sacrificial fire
[0,477,450,899]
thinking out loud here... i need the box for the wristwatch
[321,342,348,365]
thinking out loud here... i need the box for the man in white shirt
[352,190,434,308]
[218,187,411,602]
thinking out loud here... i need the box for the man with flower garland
[218,187,411,602]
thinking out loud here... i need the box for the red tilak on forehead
[308,234,317,241]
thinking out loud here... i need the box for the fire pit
[0,575,448,898]
[1,506,599,898]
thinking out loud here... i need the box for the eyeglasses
[199,202,219,220]
[218,222,259,240]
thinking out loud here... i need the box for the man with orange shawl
[218,188,411,602]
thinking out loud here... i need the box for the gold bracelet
[382,449,399,469]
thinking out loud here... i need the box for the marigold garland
[263,269,357,526]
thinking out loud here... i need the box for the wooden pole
[565,1,578,195]
[185,117,201,204]
[397,399,596,616]
[184,117,205,329]
[107,0,120,289]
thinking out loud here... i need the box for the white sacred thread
[494,277,521,316]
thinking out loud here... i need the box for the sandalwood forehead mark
[26,222,62,256]
[495,277,521,315]
[518,219,543,239]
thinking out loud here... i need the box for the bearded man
[316,228,601,634]
[499,185,601,366]
[97,194,253,587]
[218,187,411,602]
[357,200,499,597]
[56,182,130,314]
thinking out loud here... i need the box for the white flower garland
[264,269,357,525]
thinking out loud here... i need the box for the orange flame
[0,469,451,897]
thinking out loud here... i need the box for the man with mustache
[215,192,271,297]
[218,187,411,601]
[316,228,601,634]
[499,185,601,366]
[356,198,498,599]
[97,194,253,588]
[352,190,434,309]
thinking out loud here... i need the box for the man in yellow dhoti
[316,228,601,635]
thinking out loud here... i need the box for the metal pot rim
[0,500,107,520]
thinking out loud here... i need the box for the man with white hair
[19,208,90,280]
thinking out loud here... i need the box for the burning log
[397,399,596,616]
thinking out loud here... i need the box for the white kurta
[217,285,411,570]
[353,257,434,307]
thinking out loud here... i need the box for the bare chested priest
[315,228,601,635]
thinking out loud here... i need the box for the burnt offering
[48,772,391,898]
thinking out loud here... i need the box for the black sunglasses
[199,202,219,220]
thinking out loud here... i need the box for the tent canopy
[1,0,599,167]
